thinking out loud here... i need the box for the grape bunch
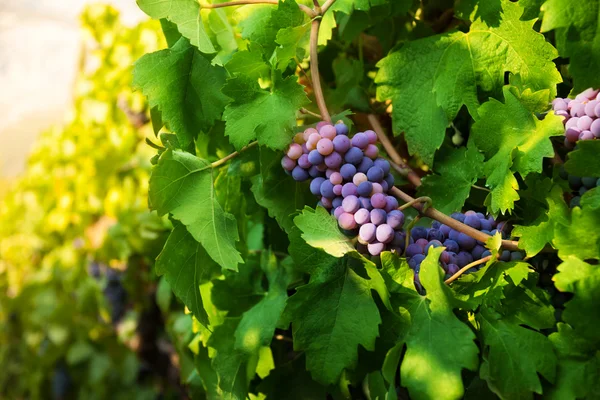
[104,268,128,324]
[559,167,599,208]
[282,121,403,256]
[403,211,523,286]
[552,87,600,148]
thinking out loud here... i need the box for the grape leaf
[283,258,381,384]
[541,0,600,92]
[553,257,600,344]
[222,72,308,150]
[417,145,484,214]
[149,150,243,270]
[155,224,220,326]
[554,204,600,261]
[400,248,479,400]
[513,184,569,257]
[375,0,561,165]
[293,206,355,258]
[478,306,557,399]
[251,148,311,233]
[288,227,339,274]
[224,44,270,80]
[275,22,311,70]
[133,37,230,148]
[471,87,564,213]
[159,18,182,48]
[564,140,600,178]
[257,354,327,399]
[234,251,290,354]
[207,9,237,65]
[137,0,215,53]
[547,323,600,400]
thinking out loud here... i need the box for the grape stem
[300,108,322,119]
[390,186,521,251]
[201,0,317,17]
[471,184,490,192]
[398,196,432,211]
[403,215,421,256]
[367,114,422,187]
[309,18,331,122]
[209,141,258,169]
[320,0,336,13]
[444,255,492,284]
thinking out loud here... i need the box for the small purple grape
[344,147,364,165]
[443,239,459,253]
[359,223,377,243]
[456,251,474,267]
[298,154,311,169]
[308,150,324,165]
[340,163,357,180]
[374,158,391,174]
[341,183,358,198]
[281,156,296,171]
[333,206,344,218]
[447,264,459,275]
[415,238,429,250]
[409,254,425,271]
[370,209,387,226]
[333,135,351,153]
[320,196,332,209]
[351,132,369,149]
[320,180,335,198]
[449,229,461,241]
[367,242,386,256]
[464,214,481,229]
[338,212,357,230]
[319,124,337,140]
[342,195,360,213]
[357,181,373,197]
[367,166,384,182]
[471,245,486,259]
[308,165,322,178]
[333,184,343,196]
[457,232,476,250]
[325,152,343,169]
[310,177,325,196]
[292,166,309,181]
[425,240,443,254]
[406,243,423,257]
[384,173,394,187]
[364,144,379,159]
[354,208,371,225]
[411,226,428,241]
[364,130,378,144]
[357,157,374,174]
[376,224,395,243]
[359,196,373,210]
[335,123,349,135]
[371,193,387,209]
[332,196,343,209]
[386,210,405,229]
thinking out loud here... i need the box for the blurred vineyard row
[0,6,196,399]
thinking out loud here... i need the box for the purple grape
[447,264,459,275]
[440,251,452,265]
[443,239,459,253]
[432,221,441,229]
[595,104,600,119]
[359,196,373,210]
[292,166,309,181]
[367,242,385,256]
[409,254,425,271]
[376,224,394,243]
[317,138,334,155]
[333,135,351,153]
[364,130,377,144]
[577,116,593,130]
[342,195,360,213]
[440,224,451,237]
[335,123,349,135]
[552,98,568,111]
[341,183,358,197]
[427,228,444,242]
[319,124,337,140]
[359,223,377,243]
[351,132,369,149]
[354,208,370,225]
[384,173,395,187]
[449,229,460,241]
[457,233,476,250]
[321,196,332,209]
[591,118,600,136]
[568,175,582,189]
[387,210,405,229]
[371,193,387,209]
[571,102,585,117]
[510,252,524,261]
[308,150,324,165]
[384,196,399,212]
[310,177,325,196]
[344,147,363,164]
[374,158,391,175]
[329,172,343,185]
[339,212,357,230]
[392,231,405,247]
[333,184,343,196]
[584,100,598,116]
[406,243,423,257]
[357,181,373,197]
[325,152,343,169]
[565,117,579,130]
[298,154,311,169]
[479,218,492,231]
[381,181,389,192]
[281,156,296,171]
[340,163,357,180]
[372,182,383,194]
[365,144,379,159]
[456,251,474,267]
[481,250,492,258]
[580,130,594,140]
[450,212,465,222]
[471,245,486,259]
[415,238,429,250]
[566,127,581,142]
[320,180,335,198]
[425,240,443,254]
[316,121,329,131]
[353,172,368,186]
[308,165,322,177]
[357,157,374,174]
[464,215,481,229]
[367,166,384,182]
[370,209,387,226]
[332,196,343,209]
[499,250,511,261]
[411,226,428,241]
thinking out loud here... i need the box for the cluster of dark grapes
[104,268,128,324]
[51,363,71,400]
[552,87,600,148]
[282,121,403,256]
[558,167,599,208]
[402,211,524,286]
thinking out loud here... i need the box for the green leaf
[553,257,600,345]
[224,44,270,80]
[159,18,182,48]
[149,150,243,270]
[251,148,311,233]
[375,0,561,165]
[222,72,308,150]
[137,0,216,53]
[513,183,569,257]
[284,258,381,384]
[275,22,311,70]
[541,0,600,92]
[294,206,355,258]
[288,226,339,274]
[478,306,557,399]
[564,140,600,178]
[257,354,327,399]
[156,224,221,326]
[554,204,600,261]
[133,38,230,147]
[400,248,479,400]
[471,87,564,213]
[417,145,484,214]
[234,251,290,353]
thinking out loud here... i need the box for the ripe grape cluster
[559,167,600,208]
[403,211,523,286]
[552,87,600,148]
[282,121,403,256]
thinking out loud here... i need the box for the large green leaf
[149,150,243,270]
[293,206,355,258]
[133,38,229,147]
[564,140,600,178]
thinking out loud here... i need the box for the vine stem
[210,141,258,169]
[202,0,316,17]
[367,114,421,187]
[444,255,492,284]
[320,0,336,13]
[309,18,331,122]
[398,196,432,211]
[300,108,322,119]
[389,186,521,251]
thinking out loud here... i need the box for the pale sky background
[0,1,146,179]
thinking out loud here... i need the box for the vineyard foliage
[2,0,600,399]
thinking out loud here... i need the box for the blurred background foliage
[0,5,193,399]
